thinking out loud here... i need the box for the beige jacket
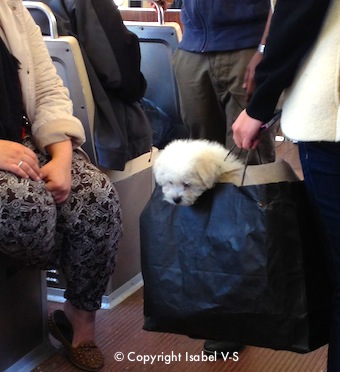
[280,0,340,142]
[0,0,85,150]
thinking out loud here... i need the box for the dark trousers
[299,141,340,372]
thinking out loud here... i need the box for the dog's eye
[183,182,191,188]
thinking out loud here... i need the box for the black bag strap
[225,145,255,186]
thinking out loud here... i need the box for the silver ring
[18,161,23,168]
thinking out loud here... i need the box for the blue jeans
[299,142,340,371]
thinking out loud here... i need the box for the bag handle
[226,110,282,185]
[225,145,254,186]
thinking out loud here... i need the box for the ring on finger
[18,160,24,168]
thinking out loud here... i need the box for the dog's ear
[153,159,162,184]
[194,158,220,189]
[153,165,164,185]
[153,158,170,186]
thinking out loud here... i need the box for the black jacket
[33,0,152,170]
[247,0,331,122]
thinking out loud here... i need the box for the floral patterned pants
[0,137,122,311]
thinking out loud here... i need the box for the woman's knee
[0,173,57,265]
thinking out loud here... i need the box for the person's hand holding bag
[232,109,263,150]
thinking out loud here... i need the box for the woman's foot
[48,304,104,371]
[63,300,96,347]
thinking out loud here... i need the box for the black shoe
[203,340,245,358]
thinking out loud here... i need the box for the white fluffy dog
[153,139,243,206]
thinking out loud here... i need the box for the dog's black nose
[173,196,182,204]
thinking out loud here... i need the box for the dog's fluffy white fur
[153,139,243,206]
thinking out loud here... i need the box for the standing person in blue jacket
[155,0,273,356]
[157,0,274,164]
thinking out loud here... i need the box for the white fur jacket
[0,0,85,151]
[279,0,340,142]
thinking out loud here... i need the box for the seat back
[44,38,97,164]
[24,1,97,165]
[125,22,182,53]
[125,21,183,126]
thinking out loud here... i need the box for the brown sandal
[48,310,104,372]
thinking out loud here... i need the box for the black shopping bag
[140,163,331,353]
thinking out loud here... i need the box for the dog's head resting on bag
[153,139,243,206]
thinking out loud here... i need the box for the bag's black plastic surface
[140,181,331,353]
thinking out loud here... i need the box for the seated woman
[0,2,122,371]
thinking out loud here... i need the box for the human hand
[40,158,72,204]
[40,140,73,204]
[0,139,42,181]
[232,109,263,150]
[243,51,263,102]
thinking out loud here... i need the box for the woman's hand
[0,139,42,180]
[232,109,264,150]
[40,140,73,204]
